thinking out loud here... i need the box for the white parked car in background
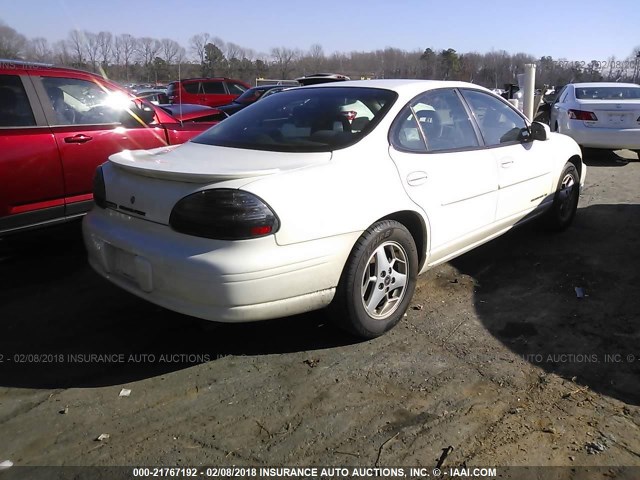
[550,82,640,154]
[84,80,585,338]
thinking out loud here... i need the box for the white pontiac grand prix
[84,80,586,338]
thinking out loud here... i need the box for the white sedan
[84,80,585,338]
[550,82,640,154]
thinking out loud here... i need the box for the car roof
[300,79,492,97]
[247,84,288,91]
[0,59,107,78]
[570,82,640,88]
[173,77,241,83]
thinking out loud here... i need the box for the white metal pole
[523,63,536,121]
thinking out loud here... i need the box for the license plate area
[107,244,154,292]
[607,112,628,124]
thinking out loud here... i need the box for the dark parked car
[295,73,350,86]
[0,61,220,236]
[167,77,251,108]
[215,85,290,116]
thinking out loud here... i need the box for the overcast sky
[2,0,639,61]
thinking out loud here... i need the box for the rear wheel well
[568,154,583,179]
[378,211,427,270]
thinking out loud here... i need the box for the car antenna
[178,63,184,127]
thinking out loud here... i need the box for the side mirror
[530,121,548,141]
[121,103,155,127]
[517,127,532,143]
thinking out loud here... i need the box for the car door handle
[64,134,93,144]
[406,171,428,186]
[500,160,514,168]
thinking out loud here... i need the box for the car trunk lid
[103,143,331,225]
[108,142,331,182]
[577,100,640,129]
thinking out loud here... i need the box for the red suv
[167,78,250,107]
[0,61,220,236]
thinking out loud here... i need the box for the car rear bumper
[83,208,358,322]
[564,123,640,149]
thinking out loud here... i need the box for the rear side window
[202,81,225,94]
[0,75,36,127]
[192,87,397,153]
[183,82,200,94]
[391,88,480,153]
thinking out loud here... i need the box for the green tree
[203,43,225,77]
[439,48,460,80]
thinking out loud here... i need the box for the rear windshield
[575,86,640,100]
[191,87,397,152]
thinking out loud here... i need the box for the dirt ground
[0,149,639,476]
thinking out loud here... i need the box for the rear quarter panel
[240,138,425,247]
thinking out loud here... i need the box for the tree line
[1,20,639,88]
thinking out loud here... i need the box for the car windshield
[191,87,397,153]
[575,86,640,100]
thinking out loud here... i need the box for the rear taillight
[93,165,107,208]
[169,189,279,240]
[341,110,357,121]
[568,109,598,121]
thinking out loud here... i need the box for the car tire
[544,162,580,231]
[330,220,418,338]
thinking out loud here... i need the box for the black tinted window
[0,75,36,127]
[183,82,200,94]
[202,81,225,94]
[192,87,397,153]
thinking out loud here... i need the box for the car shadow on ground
[0,223,356,389]
[451,203,640,406]
[581,149,637,167]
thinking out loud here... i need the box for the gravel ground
[0,149,638,476]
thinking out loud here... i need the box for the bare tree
[83,31,100,71]
[137,37,161,81]
[67,30,86,65]
[53,40,71,65]
[97,31,113,70]
[629,47,640,83]
[25,37,51,62]
[225,42,243,61]
[160,38,180,64]
[0,21,26,59]
[189,33,210,65]
[114,34,137,81]
[271,46,299,79]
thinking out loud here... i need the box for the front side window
[41,77,128,125]
[183,82,200,94]
[391,88,480,153]
[0,75,36,127]
[461,89,527,146]
[192,87,397,152]
[555,86,568,103]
